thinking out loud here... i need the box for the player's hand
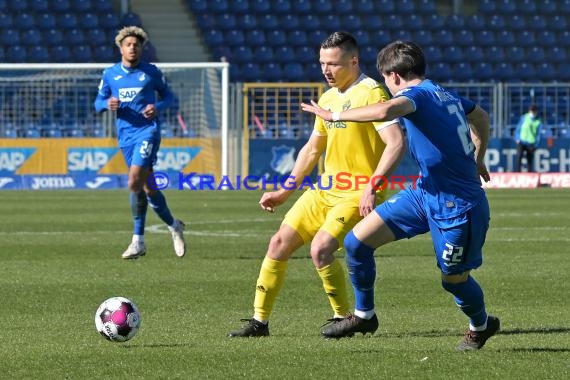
[108,97,120,111]
[142,104,158,119]
[259,191,288,213]
[359,187,377,217]
[301,100,333,121]
[477,162,491,182]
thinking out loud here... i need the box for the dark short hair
[376,40,426,80]
[321,31,359,57]
[529,104,538,112]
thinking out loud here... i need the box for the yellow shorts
[283,188,370,245]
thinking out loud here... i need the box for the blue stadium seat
[73,45,93,62]
[89,29,107,46]
[428,62,450,82]
[424,13,445,29]
[321,14,341,31]
[559,0,570,13]
[537,62,556,81]
[24,127,41,138]
[557,31,570,48]
[507,14,526,30]
[263,63,284,82]
[30,0,49,12]
[229,0,248,13]
[353,30,370,46]
[225,29,245,46]
[204,29,224,46]
[0,12,12,28]
[550,15,567,31]
[6,45,27,62]
[254,46,274,63]
[80,13,99,29]
[456,30,474,46]
[417,0,436,13]
[517,0,536,14]
[21,29,42,46]
[516,62,536,80]
[333,0,353,12]
[14,12,35,29]
[310,0,333,14]
[360,46,377,63]
[36,13,56,29]
[470,63,491,82]
[353,0,374,13]
[384,14,403,30]
[342,14,363,30]
[549,47,567,64]
[424,45,442,62]
[211,45,232,61]
[45,28,63,46]
[283,62,304,82]
[506,46,525,61]
[396,0,414,12]
[487,14,505,30]
[258,14,278,30]
[485,46,506,63]
[443,46,463,63]
[273,0,292,14]
[187,0,207,12]
[91,0,114,12]
[216,13,237,30]
[0,29,20,47]
[454,62,474,82]
[538,30,557,47]
[99,12,120,29]
[58,13,78,29]
[298,14,321,29]
[465,14,485,30]
[229,63,242,81]
[122,12,143,27]
[403,13,424,30]
[433,30,452,46]
[393,30,412,42]
[527,14,546,31]
[516,31,536,47]
[274,45,294,63]
[475,30,495,46]
[374,0,395,13]
[266,29,287,46]
[52,0,71,12]
[445,14,465,30]
[67,28,86,45]
[306,29,328,46]
[250,0,270,13]
[50,45,71,62]
[246,29,265,46]
[291,0,311,13]
[495,0,516,13]
[92,44,116,62]
[279,14,299,31]
[478,0,495,13]
[9,0,28,12]
[363,14,382,30]
[526,46,546,63]
[241,62,261,82]
[72,0,93,12]
[210,0,228,13]
[414,30,433,46]
[494,62,516,81]
[495,30,515,46]
[195,14,215,29]
[465,46,484,62]
[239,14,257,30]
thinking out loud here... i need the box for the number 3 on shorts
[139,140,153,159]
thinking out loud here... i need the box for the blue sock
[147,191,174,226]
[442,276,488,328]
[130,191,148,235]
[344,230,376,312]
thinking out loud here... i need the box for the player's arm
[259,134,326,212]
[93,72,114,112]
[360,122,406,216]
[301,96,414,122]
[466,104,491,182]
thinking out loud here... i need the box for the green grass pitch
[0,189,569,379]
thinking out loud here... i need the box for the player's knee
[309,243,335,267]
[128,177,144,192]
[344,230,364,257]
[267,233,290,260]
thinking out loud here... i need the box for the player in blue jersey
[301,41,499,350]
[94,26,186,259]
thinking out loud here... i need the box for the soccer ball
[95,297,141,342]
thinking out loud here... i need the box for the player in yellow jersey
[228,31,405,337]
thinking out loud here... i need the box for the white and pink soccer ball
[95,297,141,342]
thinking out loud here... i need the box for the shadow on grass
[497,326,570,335]
[505,347,570,353]
[121,343,191,349]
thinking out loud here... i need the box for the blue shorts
[121,136,160,169]
[375,187,490,275]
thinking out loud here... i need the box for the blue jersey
[94,62,173,147]
[394,80,484,222]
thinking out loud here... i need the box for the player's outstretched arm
[467,105,491,182]
[301,97,413,123]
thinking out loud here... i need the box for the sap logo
[118,87,142,102]
[0,148,36,173]
[86,176,112,189]
[31,176,76,190]
[270,145,295,175]
[155,147,202,171]
[67,148,118,172]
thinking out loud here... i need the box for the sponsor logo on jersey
[118,87,143,102]
[138,73,146,81]
[155,147,202,171]
[0,148,36,173]
[113,75,123,80]
[67,148,119,172]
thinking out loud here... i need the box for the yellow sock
[317,258,350,317]
[253,257,288,321]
